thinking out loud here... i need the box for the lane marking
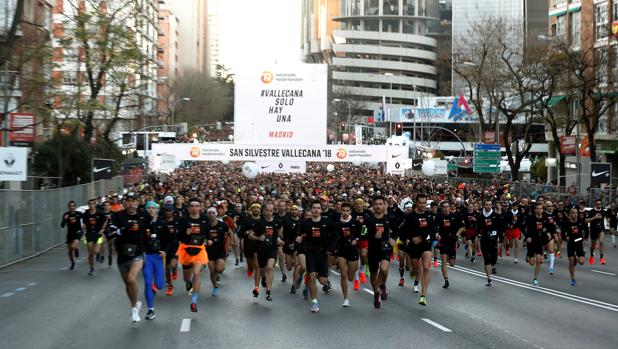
[1,293,14,298]
[180,318,191,332]
[590,270,616,276]
[443,263,618,312]
[362,288,374,295]
[27,282,38,286]
[421,318,453,332]
[15,287,26,291]
[330,270,341,276]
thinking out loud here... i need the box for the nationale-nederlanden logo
[261,71,274,84]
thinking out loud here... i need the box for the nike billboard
[590,162,611,187]
[92,158,115,181]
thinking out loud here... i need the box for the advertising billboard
[234,64,327,145]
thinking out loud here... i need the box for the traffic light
[395,123,403,136]
[340,122,346,131]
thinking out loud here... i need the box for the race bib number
[376,224,384,238]
[443,220,450,228]
[419,218,428,228]
[311,227,321,238]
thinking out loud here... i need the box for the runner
[81,198,108,275]
[238,203,262,287]
[143,201,169,320]
[109,193,149,322]
[434,201,464,289]
[205,207,229,297]
[275,200,289,282]
[352,198,370,286]
[161,204,181,296]
[477,199,501,286]
[334,202,360,307]
[525,203,553,286]
[282,205,302,294]
[463,202,479,263]
[563,208,586,286]
[586,200,607,265]
[102,200,115,267]
[400,194,436,306]
[429,201,440,268]
[396,202,414,287]
[177,198,210,312]
[298,200,335,313]
[544,200,560,274]
[363,196,395,309]
[606,201,617,248]
[61,200,83,270]
[248,203,283,301]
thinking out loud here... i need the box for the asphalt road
[1,240,618,349]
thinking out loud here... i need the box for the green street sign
[474,151,502,159]
[474,166,501,174]
[447,164,458,171]
[474,159,500,166]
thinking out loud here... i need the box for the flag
[448,95,473,122]
[378,96,386,122]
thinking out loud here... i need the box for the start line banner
[151,143,387,162]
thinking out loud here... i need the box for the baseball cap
[163,195,174,204]
[125,192,138,200]
[145,201,160,210]
[320,195,329,202]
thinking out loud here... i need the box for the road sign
[473,166,501,174]
[475,151,502,159]
[474,143,500,151]
[474,158,501,166]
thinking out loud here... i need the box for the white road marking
[362,288,374,295]
[27,282,38,286]
[330,270,341,276]
[445,263,618,312]
[421,318,453,333]
[1,293,14,298]
[590,270,616,276]
[180,318,192,332]
[15,287,26,291]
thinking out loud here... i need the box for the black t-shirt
[253,218,282,251]
[334,218,361,250]
[173,205,188,220]
[144,218,170,254]
[299,218,335,253]
[606,208,617,229]
[111,210,150,256]
[363,215,393,251]
[463,211,478,230]
[400,210,436,242]
[206,220,228,250]
[564,220,585,242]
[351,209,371,225]
[435,212,463,241]
[504,209,523,230]
[238,214,260,238]
[477,211,502,241]
[321,208,340,224]
[587,208,605,232]
[82,210,106,235]
[525,215,551,242]
[544,211,559,234]
[282,216,301,244]
[181,215,209,245]
[61,211,83,234]
[162,216,181,247]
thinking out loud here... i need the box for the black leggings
[481,240,498,266]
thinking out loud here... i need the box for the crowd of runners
[60,162,618,322]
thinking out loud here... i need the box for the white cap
[164,195,174,204]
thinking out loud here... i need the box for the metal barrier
[0,176,124,267]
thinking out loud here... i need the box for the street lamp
[333,98,352,144]
[384,73,394,137]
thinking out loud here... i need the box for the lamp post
[333,98,352,144]
[384,73,394,137]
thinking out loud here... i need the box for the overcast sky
[219,0,302,73]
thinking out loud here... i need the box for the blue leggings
[143,253,165,309]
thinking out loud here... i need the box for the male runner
[586,199,606,265]
[82,199,108,275]
[102,200,115,267]
[282,205,302,294]
[564,208,586,286]
[363,196,395,309]
[606,201,617,248]
[109,193,149,322]
[477,199,501,286]
[526,203,553,286]
[463,202,479,263]
[162,204,181,295]
[334,202,360,307]
[544,201,560,274]
[352,198,370,285]
[205,207,229,297]
[435,201,464,289]
[249,203,283,301]
[61,200,83,270]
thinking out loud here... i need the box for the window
[556,15,566,39]
[383,0,398,15]
[403,0,415,16]
[351,20,361,31]
[383,19,400,33]
[350,0,361,16]
[614,2,618,22]
[364,0,378,15]
[595,2,608,40]
[364,19,379,31]
[571,11,580,48]
[0,0,17,32]
[403,20,415,34]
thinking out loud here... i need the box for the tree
[53,0,150,143]
[331,85,367,130]
[172,68,233,125]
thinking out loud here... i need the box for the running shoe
[100,255,105,264]
[290,286,296,294]
[265,291,272,301]
[235,259,240,268]
[443,280,450,289]
[342,299,350,307]
[492,267,497,275]
[514,258,518,264]
[359,272,367,284]
[506,249,510,256]
[185,281,193,292]
[281,274,287,283]
[413,285,419,293]
[252,287,259,298]
[373,294,381,309]
[589,256,594,265]
[108,256,112,267]
[570,279,576,286]
[380,284,387,300]
[532,279,539,286]
[247,271,253,278]
[88,268,94,276]
[302,287,310,300]
[477,251,482,257]
[398,278,404,287]
[471,257,475,263]
[310,300,319,313]
[261,276,267,288]
[433,260,439,268]
[418,296,427,306]
[486,279,492,287]
[70,262,75,270]
[549,267,554,275]
[145,309,155,320]
[190,303,197,312]
[323,280,332,293]
[131,307,140,322]
[172,269,178,280]
[166,285,174,296]
[212,287,220,297]
[600,257,606,265]
[556,250,561,257]
[353,279,360,290]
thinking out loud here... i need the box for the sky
[219,0,302,73]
